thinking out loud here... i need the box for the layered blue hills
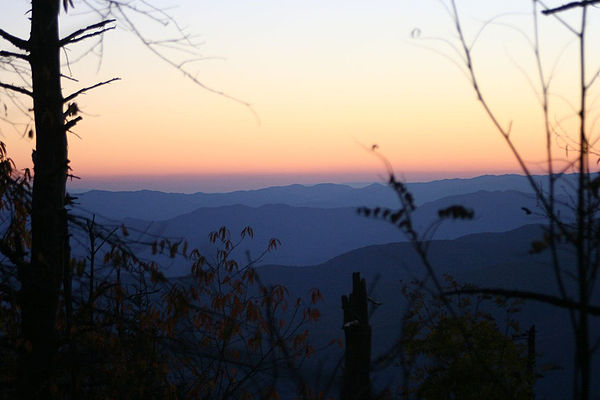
[66,174,594,399]
[73,174,576,221]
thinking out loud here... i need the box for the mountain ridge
[75,189,570,275]
[73,173,578,221]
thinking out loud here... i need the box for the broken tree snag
[341,272,372,400]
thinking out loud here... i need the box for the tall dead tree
[0,2,95,397]
[0,0,245,397]
[21,1,66,397]
[0,2,128,398]
[0,1,69,397]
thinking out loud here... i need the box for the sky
[1,1,600,192]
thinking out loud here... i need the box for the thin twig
[64,116,82,131]
[0,51,28,61]
[0,82,33,97]
[61,27,116,47]
[542,0,600,14]
[63,77,120,103]
[59,19,116,46]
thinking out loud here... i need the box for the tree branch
[542,0,600,14]
[0,82,33,97]
[59,19,116,47]
[63,78,120,103]
[0,50,29,61]
[445,288,600,315]
[0,29,29,51]
[64,116,83,131]
[61,27,115,47]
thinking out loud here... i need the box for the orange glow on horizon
[1,0,597,188]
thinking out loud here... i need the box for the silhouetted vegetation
[0,161,323,398]
[1,1,599,399]
[0,1,320,399]
[359,1,600,399]
[395,277,534,400]
[443,2,600,399]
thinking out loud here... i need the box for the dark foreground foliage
[0,148,323,399]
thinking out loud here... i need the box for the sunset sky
[1,1,599,191]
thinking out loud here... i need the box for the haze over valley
[71,174,573,271]
[67,173,595,398]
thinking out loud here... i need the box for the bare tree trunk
[18,1,68,398]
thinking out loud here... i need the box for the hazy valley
[67,174,594,398]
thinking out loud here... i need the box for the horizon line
[66,170,562,194]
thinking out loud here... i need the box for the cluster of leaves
[358,175,474,243]
[391,276,533,400]
[158,226,323,398]
[357,177,416,239]
[0,145,323,399]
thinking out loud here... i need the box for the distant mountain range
[65,174,595,398]
[72,174,577,221]
[71,189,570,273]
